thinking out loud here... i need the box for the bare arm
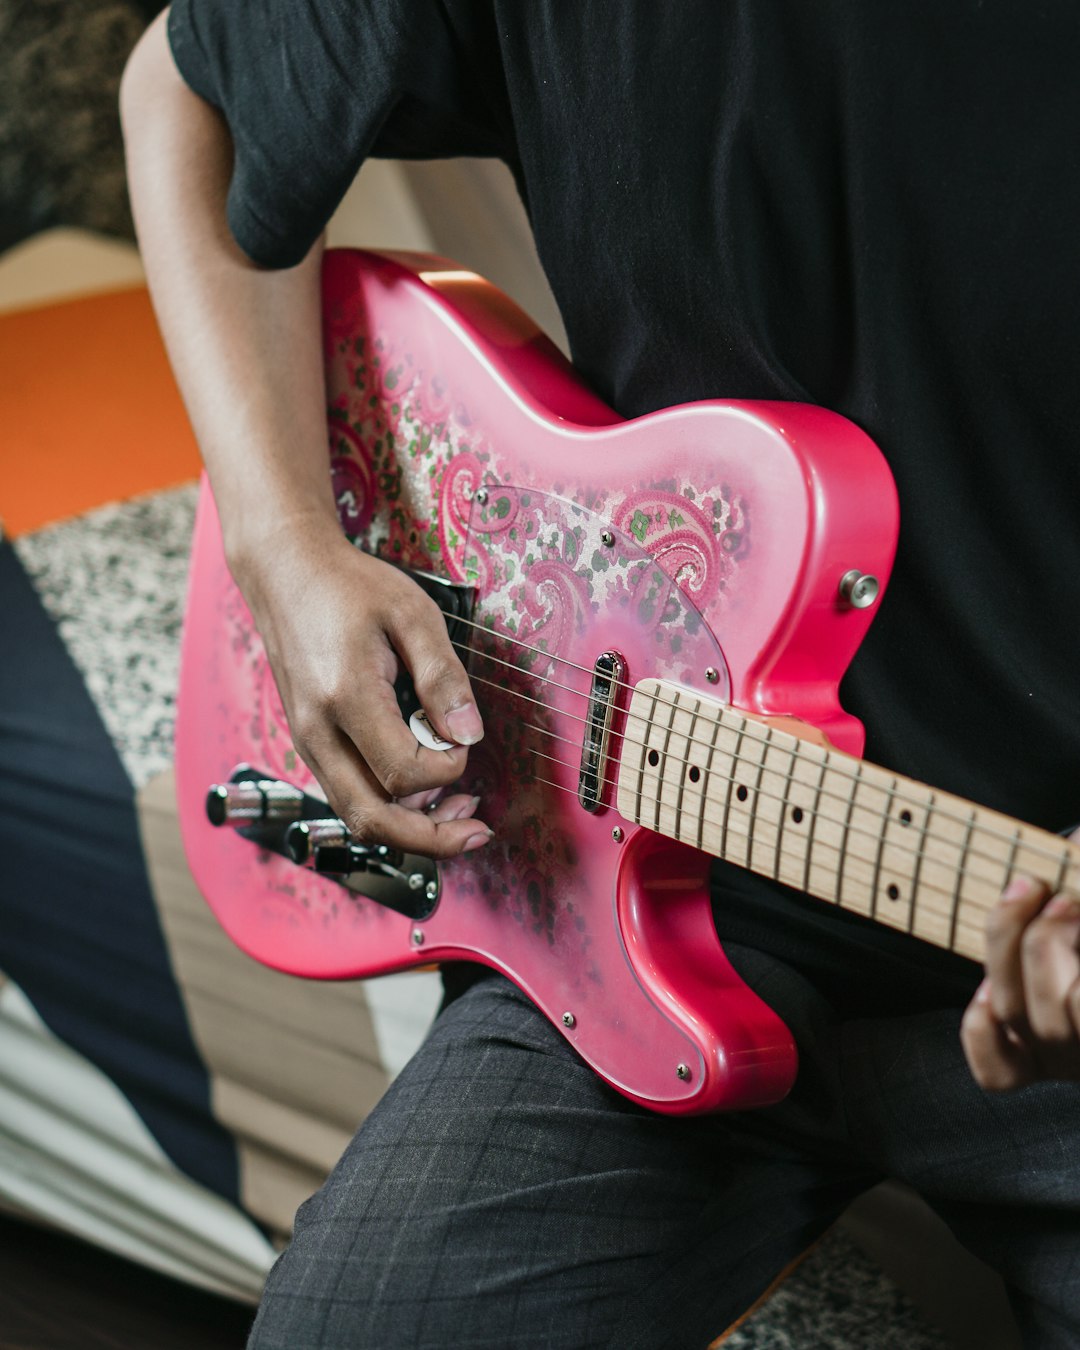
[121,11,489,857]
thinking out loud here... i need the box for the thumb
[386,596,484,747]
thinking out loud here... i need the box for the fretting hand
[961,829,1080,1089]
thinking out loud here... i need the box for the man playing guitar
[123,3,1080,1345]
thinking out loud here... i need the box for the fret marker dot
[899,810,912,826]
[647,749,660,767]
[886,883,901,901]
[791,806,804,824]
[736,785,749,803]
[688,765,701,783]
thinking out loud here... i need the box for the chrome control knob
[206,779,305,827]
[285,818,350,865]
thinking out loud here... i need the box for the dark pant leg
[248,959,871,1350]
[841,1009,1080,1348]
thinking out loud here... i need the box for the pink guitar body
[176,249,899,1115]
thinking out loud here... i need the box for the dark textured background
[0,0,166,251]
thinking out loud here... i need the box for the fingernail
[445,703,484,745]
[447,795,481,821]
[1044,893,1080,919]
[464,829,493,852]
[975,978,992,1004]
[1002,875,1036,902]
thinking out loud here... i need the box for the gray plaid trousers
[248,947,1080,1349]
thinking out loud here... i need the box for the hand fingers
[305,733,490,861]
[383,593,484,749]
[330,648,472,800]
[983,875,1050,1036]
[396,787,443,811]
[428,793,482,824]
[260,555,486,840]
[1017,892,1080,1077]
[961,980,1038,1090]
[971,874,1080,1088]
[395,790,482,821]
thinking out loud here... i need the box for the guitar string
[459,663,1066,909]
[520,732,1033,920]
[450,638,1078,879]
[520,756,998,930]
[461,654,1076,885]
[444,611,1062,857]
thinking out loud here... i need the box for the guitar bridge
[577,651,624,812]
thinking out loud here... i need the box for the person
[120,3,1080,1345]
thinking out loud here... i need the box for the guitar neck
[616,679,1080,961]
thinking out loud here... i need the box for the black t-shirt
[168,0,1080,1016]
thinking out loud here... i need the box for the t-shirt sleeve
[167,0,506,267]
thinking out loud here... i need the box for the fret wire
[1005,827,1022,891]
[772,735,794,884]
[947,810,978,951]
[655,682,681,833]
[673,694,701,847]
[745,729,772,874]
[636,684,662,828]
[772,734,788,880]
[1054,845,1071,894]
[777,734,810,891]
[698,705,722,853]
[460,644,1077,873]
[907,791,933,938]
[868,777,899,923]
[802,751,828,898]
[720,722,747,861]
[834,760,863,908]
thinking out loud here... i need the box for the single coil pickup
[578,650,625,813]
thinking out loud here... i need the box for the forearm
[120,12,337,584]
[120,12,487,858]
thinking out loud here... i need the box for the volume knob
[205,779,305,827]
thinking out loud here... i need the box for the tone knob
[285,818,350,865]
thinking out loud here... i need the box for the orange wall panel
[0,287,201,537]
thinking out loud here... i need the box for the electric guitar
[175,248,1080,1115]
